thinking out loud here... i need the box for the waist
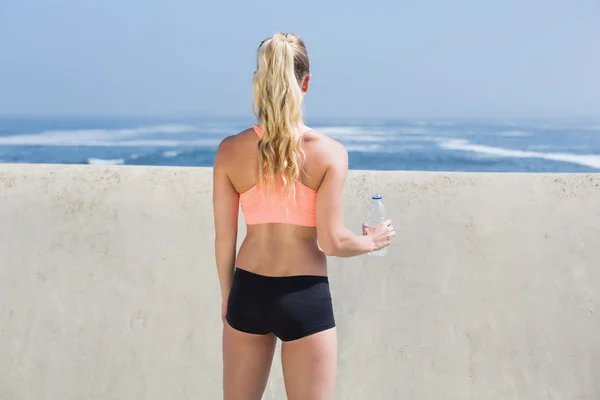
[237,234,327,276]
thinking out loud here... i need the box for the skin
[212,73,396,400]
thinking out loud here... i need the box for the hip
[226,267,335,341]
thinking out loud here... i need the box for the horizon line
[1,113,599,123]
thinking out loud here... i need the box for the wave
[345,144,427,152]
[315,126,393,143]
[162,150,181,158]
[0,124,201,146]
[396,135,446,142]
[345,144,384,152]
[499,130,533,137]
[413,121,456,127]
[398,127,429,135]
[113,139,220,147]
[527,145,554,150]
[314,126,365,136]
[440,139,600,169]
[0,136,220,148]
[87,158,125,165]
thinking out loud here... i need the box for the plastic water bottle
[367,194,387,257]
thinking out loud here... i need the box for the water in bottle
[367,194,387,257]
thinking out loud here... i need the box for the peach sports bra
[239,126,317,227]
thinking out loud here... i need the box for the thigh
[281,327,337,400]
[222,322,277,400]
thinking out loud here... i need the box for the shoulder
[304,129,348,167]
[213,128,256,172]
[216,127,256,155]
[217,127,256,149]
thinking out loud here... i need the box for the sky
[0,0,599,120]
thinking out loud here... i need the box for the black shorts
[225,267,336,342]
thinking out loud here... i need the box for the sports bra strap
[252,125,263,139]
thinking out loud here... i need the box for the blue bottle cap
[372,194,382,200]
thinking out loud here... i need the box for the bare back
[222,127,336,276]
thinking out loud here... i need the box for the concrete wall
[0,164,599,400]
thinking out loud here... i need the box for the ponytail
[252,32,310,198]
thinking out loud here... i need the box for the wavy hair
[252,32,310,198]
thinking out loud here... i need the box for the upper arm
[213,137,240,242]
[316,143,348,250]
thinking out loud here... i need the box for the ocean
[1,116,599,172]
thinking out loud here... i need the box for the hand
[362,219,396,251]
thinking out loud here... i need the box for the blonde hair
[252,32,310,198]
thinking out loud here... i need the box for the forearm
[322,228,374,258]
[215,237,236,299]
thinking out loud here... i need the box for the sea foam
[440,139,600,169]
[0,124,199,147]
[87,158,125,165]
[499,131,533,137]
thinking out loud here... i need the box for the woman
[212,32,395,400]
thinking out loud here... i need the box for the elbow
[318,226,350,257]
[319,238,341,257]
